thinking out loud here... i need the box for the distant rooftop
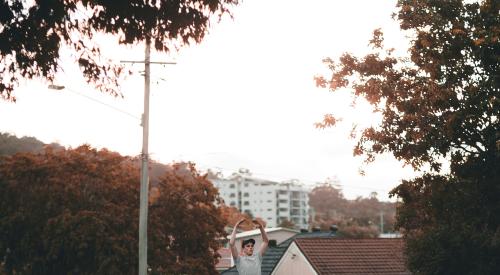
[295,238,410,275]
[234,227,299,239]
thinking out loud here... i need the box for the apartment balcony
[278,216,290,221]
[278,202,289,208]
[278,194,289,200]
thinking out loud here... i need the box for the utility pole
[122,37,176,275]
[138,37,151,275]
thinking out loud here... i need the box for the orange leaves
[148,162,227,274]
[314,75,328,88]
[451,28,465,36]
[220,205,254,230]
[0,147,227,274]
[473,37,485,46]
[0,145,139,274]
[314,114,342,129]
[369,28,384,49]
[317,0,499,171]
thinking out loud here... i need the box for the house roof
[216,248,232,270]
[221,231,336,274]
[234,227,299,239]
[294,238,410,275]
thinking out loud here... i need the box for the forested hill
[0,132,169,183]
[0,133,64,155]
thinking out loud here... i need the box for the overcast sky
[0,0,420,201]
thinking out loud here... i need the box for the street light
[48,84,65,90]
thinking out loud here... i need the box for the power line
[49,85,141,121]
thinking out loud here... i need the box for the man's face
[243,242,254,256]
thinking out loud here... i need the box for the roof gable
[295,238,411,275]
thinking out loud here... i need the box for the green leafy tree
[0,0,238,101]
[0,146,227,274]
[316,0,499,273]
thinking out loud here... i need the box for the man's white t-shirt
[235,253,262,275]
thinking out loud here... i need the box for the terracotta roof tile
[295,238,411,275]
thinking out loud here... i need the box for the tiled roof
[295,238,411,275]
[220,231,336,274]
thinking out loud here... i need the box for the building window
[243,192,249,197]
[229,193,235,198]
[229,184,235,188]
[244,201,249,206]
[230,201,236,207]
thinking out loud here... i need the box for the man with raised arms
[229,219,269,275]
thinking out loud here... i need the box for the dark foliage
[317,0,499,273]
[0,0,238,100]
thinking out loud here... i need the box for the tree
[0,133,45,155]
[309,183,397,237]
[316,0,499,273]
[278,218,295,230]
[392,160,500,274]
[308,183,347,220]
[148,162,227,275]
[0,146,140,274]
[0,146,227,274]
[220,205,264,231]
[0,0,238,101]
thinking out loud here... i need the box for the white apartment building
[212,170,309,230]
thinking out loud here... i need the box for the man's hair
[241,238,255,248]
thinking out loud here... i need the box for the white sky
[0,0,419,201]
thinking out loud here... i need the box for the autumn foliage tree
[309,183,347,221]
[0,0,238,101]
[0,146,227,274]
[148,163,227,274]
[316,0,499,273]
[309,183,396,238]
[219,205,268,234]
[0,146,139,274]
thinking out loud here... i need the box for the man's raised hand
[235,218,246,228]
[252,220,263,229]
